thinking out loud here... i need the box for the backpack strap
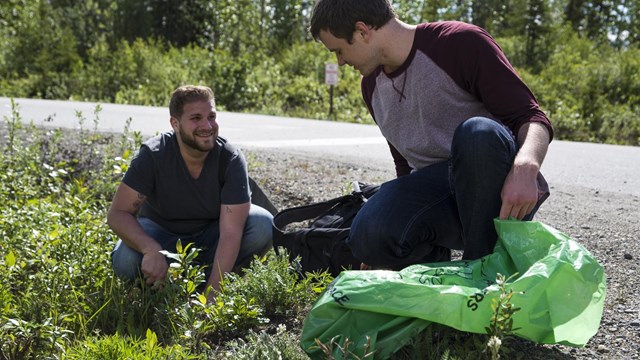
[272,193,356,256]
[217,138,232,187]
[249,177,278,215]
[272,183,379,243]
[273,195,351,230]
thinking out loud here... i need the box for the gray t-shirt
[123,132,250,234]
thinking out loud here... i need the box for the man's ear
[354,21,370,41]
[170,116,179,130]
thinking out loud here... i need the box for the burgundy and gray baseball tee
[361,21,553,177]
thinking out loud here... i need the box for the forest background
[1,0,639,146]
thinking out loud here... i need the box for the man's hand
[108,183,168,284]
[140,248,168,285]
[499,162,539,220]
[500,122,550,220]
[205,287,218,304]
[203,202,250,304]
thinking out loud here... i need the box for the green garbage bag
[301,219,606,359]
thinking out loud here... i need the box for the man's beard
[179,126,217,152]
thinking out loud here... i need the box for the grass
[0,102,519,359]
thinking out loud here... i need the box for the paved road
[2,97,639,197]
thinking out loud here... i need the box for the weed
[0,317,74,359]
[156,240,215,352]
[484,273,522,360]
[64,330,201,360]
[223,324,309,360]
[222,250,332,318]
[312,335,375,360]
[3,98,23,153]
[391,324,487,360]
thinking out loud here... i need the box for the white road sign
[325,63,339,85]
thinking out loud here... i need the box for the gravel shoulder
[245,147,640,360]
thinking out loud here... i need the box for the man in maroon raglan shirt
[310,0,553,269]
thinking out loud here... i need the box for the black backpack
[272,182,379,277]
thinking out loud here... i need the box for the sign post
[325,63,338,120]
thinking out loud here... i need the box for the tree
[148,0,216,48]
[563,0,621,42]
[399,0,473,23]
[211,0,263,55]
[0,0,82,98]
[266,0,310,52]
[523,0,553,70]
[111,0,216,48]
[48,0,116,57]
[471,0,508,31]
[611,0,640,46]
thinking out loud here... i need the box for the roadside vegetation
[1,100,528,359]
[0,103,325,359]
[0,0,639,145]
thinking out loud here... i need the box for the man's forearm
[107,210,160,254]
[206,202,250,298]
[206,234,242,294]
[515,122,550,170]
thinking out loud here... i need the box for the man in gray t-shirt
[108,85,272,302]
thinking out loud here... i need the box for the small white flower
[488,335,502,348]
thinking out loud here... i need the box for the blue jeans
[111,204,273,282]
[348,117,531,269]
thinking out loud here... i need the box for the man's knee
[453,117,514,154]
[348,212,396,266]
[111,240,143,282]
[240,205,274,258]
[347,175,461,267]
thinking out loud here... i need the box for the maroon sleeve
[388,142,412,177]
[361,68,380,119]
[419,22,554,141]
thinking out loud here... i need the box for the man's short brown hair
[309,0,396,43]
[169,85,215,118]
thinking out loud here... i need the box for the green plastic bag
[301,220,606,359]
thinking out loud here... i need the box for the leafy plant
[0,318,73,360]
[154,240,214,352]
[2,98,22,153]
[391,324,488,360]
[221,250,332,318]
[223,324,308,360]
[64,329,201,360]
[312,336,375,360]
[484,273,522,360]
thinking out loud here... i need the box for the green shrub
[522,29,640,145]
[211,48,257,112]
[0,110,329,359]
[0,0,82,99]
[222,326,309,360]
[72,37,213,106]
[64,330,201,360]
[221,251,331,318]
